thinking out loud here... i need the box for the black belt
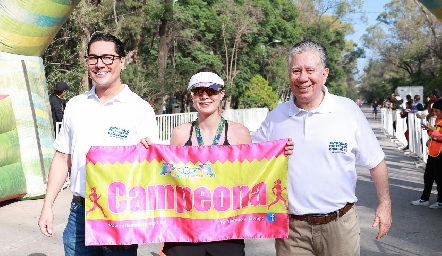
[289,203,354,225]
[73,195,85,206]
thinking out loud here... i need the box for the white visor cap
[187,72,224,91]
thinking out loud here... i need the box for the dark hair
[406,94,412,100]
[288,40,328,71]
[432,88,442,98]
[194,67,220,76]
[87,32,125,57]
[414,94,420,101]
[53,88,65,96]
[433,98,442,111]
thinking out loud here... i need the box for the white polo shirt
[252,86,385,215]
[54,85,159,198]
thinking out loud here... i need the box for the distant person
[425,88,442,122]
[434,88,442,100]
[372,100,379,119]
[38,32,159,255]
[419,94,434,120]
[413,94,427,123]
[391,94,403,133]
[412,98,442,209]
[425,94,433,112]
[252,40,391,256]
[49,81,69,135]
[413,94,425,112]
[401,95,414,150]
[392,94,403,110]
[405,94,413,108]
[383,98,391,110]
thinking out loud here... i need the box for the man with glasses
[38,32,159,255]
[252,40,391,256]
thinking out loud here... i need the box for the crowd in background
[379,89,442,145]
[377,89,442,210]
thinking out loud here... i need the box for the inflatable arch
[0,0,80,201]
[418,0,442,22]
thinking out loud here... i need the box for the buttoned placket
[304,111,314,140]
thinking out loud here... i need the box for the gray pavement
[0,105,441,256]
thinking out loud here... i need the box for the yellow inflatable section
[418,0,442,22]
[0,0,80,201]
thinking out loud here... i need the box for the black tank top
[184,121,230,146]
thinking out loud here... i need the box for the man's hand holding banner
[85,139,289,245]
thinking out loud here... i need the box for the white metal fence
[155,108,269,144]
[56,108,269,144]
[155,112,198,144]
[380,108,434,164]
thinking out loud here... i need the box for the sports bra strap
[184,120,230,146]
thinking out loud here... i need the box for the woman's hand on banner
[140,137,153,148]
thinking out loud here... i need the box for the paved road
[0,105,441,256]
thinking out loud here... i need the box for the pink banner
[85,139,289,245]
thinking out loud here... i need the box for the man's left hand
[372,201,392,240]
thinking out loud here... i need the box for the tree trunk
[79,30,90,92]
[156,18,169,114]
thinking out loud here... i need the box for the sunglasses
[190,84,223,96]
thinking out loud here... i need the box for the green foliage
[239,75,278,110]
[359,59,394,102]
[42,0,362,112]
[361,0,442,99]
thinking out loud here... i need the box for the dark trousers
[421,154,442,202]
[163,240,245,256]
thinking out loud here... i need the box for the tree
[43,0,108,96]
[214,0,263,109]
[359,59,394,102]
[239,75,279,110]
[362,0,442,95]
[294,0,365,39]
[252,0,301,102]
[42,0,364,113]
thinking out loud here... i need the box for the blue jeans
[63,198,138,256]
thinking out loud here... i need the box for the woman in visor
[162,67,251,256]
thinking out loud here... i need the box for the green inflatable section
[0,164,26,202]
[0,130,21,166]
[0,0,80,200]
[0,53,55,199]
[0,96,26,202]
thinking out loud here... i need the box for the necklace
[194,117,226,146]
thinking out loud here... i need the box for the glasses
[85,55,121,65]
[190,86,223,97]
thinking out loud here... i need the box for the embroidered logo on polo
[329,141,347,153]
[108,126,129,139]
